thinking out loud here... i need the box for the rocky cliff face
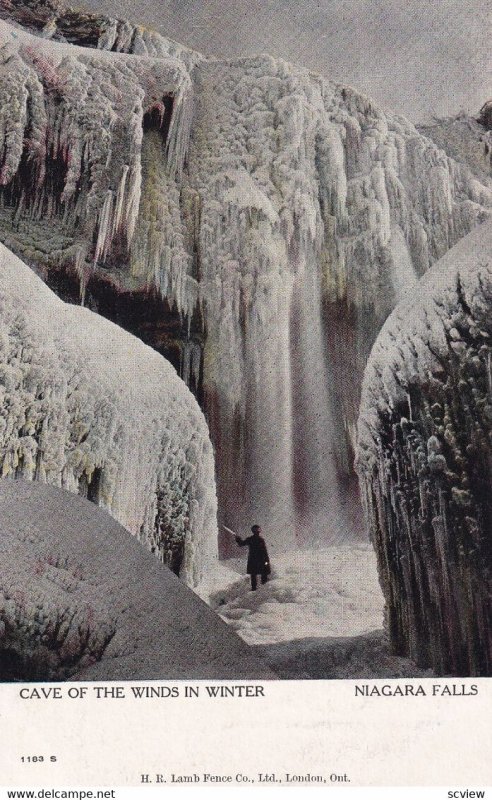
[0,241,217,587]
[1,5,492,551]
[357,220,492,676]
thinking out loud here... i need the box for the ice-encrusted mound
[0,480,272,680]
[357,219,492,676]
[205,545,384,646]
[0,242,217,587]
[1,10,492,550]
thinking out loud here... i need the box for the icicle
[93,190,114,264]
[113,165,129,235]
[166,80,194,179]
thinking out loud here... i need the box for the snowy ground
[199,544,384,645]
[196,544,432,679]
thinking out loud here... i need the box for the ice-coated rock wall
[357,220,492,676]
[188,59,492,549]
[1,9,492,550]
[0,241,218,587]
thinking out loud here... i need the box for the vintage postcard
[0,0,490,795]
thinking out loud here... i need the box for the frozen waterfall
[1,14,492,556]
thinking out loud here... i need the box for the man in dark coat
[236,525,271,591]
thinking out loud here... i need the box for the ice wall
[1,12,492,551]
[0,241,218,587]
[357,220,492,676]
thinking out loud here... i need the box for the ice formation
[0,241,217,587]
[0,480,272,680]
[1,5,492,551]
[357,219,492,676]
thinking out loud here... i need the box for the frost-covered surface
[0,19,194,293]
[1,10,492,551]
[199,545,384,645]
[189,58,490,549]
[0,480,273,680]
[77,0,492,125]
[0,242,217,587]
[357,219,492,676]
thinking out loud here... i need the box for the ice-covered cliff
[0,241,217,587]
[1,7,492,550]
[357,220,492,676]
[0,0,199,67]
[419,112,492,189]
[0,480,272,680]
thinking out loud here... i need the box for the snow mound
[202,545,384,646]
[0,480,273,680]
[357,218,492,676]
[0,242,217,587]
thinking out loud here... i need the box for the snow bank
[0,242,217,587]
[357,219,492,676]
[0,480,272,680]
